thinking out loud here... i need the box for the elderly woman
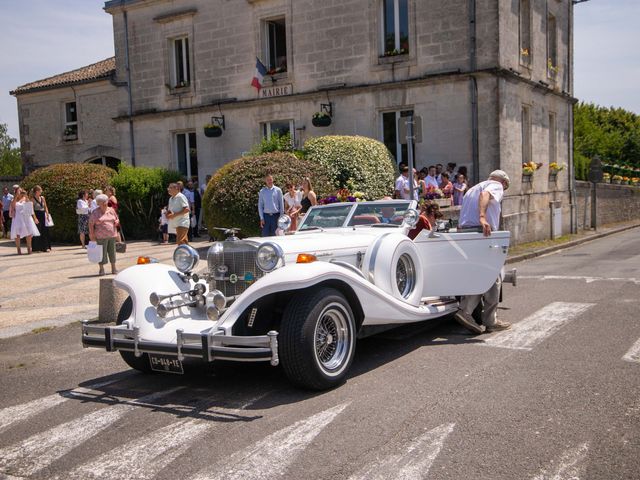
[89,193,119,276]
[166,182,190,245]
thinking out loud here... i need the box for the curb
[506,223,640,264]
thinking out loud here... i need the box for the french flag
[251,57,267,90]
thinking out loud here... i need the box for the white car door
[413,230,510,297]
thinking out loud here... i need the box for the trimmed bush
[203,152,333,237]
[21,163,116,243]
[304,135,396,200]
[111,164,183,240]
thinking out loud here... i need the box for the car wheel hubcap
[315,303,351,372]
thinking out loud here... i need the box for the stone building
[10,57,123,171]
[13,0,577,243]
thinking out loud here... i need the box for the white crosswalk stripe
[348,423,455,480]
[531,442,589,480]
[191,403,349,480]
[59,418,210,480]
[0,379,119,434]
[483,302,595,351]
[0,387,182,478]
[622,337,640,363]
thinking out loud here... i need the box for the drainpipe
[567,0,576,233]
[123,2,136,166]
[468,0,479,184]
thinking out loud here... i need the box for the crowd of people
[394,162,469,206]
[1,184,51,255]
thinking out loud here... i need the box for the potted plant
[602,173,611,184]
[312,111,332,127]
[204,123,223,138]
[522,161,542,181]
[631,177,639,186]
[611,175,622,185]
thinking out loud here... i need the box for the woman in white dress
[11,189,40,255]
[283,182,302,231]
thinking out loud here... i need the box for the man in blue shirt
[258,174,284,237]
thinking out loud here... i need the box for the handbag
[45,213,54,227]
[115,225,127,253]
[87,241,103,263]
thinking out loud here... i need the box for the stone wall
[575,181,640,230]
[15,80,122,172]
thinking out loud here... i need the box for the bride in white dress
[10,189,40,255]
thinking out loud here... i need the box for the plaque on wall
[260,84,293,98]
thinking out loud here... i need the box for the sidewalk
[0,220,638,339]
[0,236,211,338]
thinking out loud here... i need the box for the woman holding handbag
[89,194,119,276]
[31,185,51,252]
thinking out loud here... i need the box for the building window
[382,110,413,166]
[176,132,198,179]
[171,37,190,88]
[548,112,557,166]
[547,14,558,77]
[519,0,532,65]
[262,17,287,74]
[64,102,78,136]
[381,0,409,56]
[522,105,532,165]
[262,120,293,140]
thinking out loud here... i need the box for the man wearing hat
[454,169,512,334]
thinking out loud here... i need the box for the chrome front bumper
[81,321,279,366]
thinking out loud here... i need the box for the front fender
[114,264,217,343]
[218,261,455,332]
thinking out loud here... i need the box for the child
[159,206,169,244]
[453,173,468,206]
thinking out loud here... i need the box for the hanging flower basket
[312,113,332,127]
[204,125,223,138]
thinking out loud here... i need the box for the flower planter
[612,180,621,185]
[312,115,332,127]
[522,174,533,183]
[204,126,223,138]
[549,173,558,182]
[433,198,452,208]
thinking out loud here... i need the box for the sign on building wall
[260,84,293,98]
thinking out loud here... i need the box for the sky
[0,0,638,145]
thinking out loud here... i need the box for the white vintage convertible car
[82,200,512,389]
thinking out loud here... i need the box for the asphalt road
[0,229,639,480]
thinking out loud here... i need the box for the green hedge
[574,152,591,181]
[304,135,396,200]
[203,152,333,238]
[21,163,116,243]
[111,164,183,239]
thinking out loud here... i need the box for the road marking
[531,442,589,480]
[348,422,455,480]
[483,302,595,351]
[0,379,119,433]
[192,403,349,480]
[0,387,182,478]
[622,337,640,363]
[60,418,210,480]
[519,274,640,285]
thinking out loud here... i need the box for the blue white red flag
[252,57,267,90]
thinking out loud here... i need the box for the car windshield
[347,202,412,226]
[299,204,355,230]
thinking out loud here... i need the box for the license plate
[149,354,184,374]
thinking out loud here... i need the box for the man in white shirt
[454,170,511,334]
[258,174,284,236]
[394,166,418,200]
[424,166,439,189]
[435,163,444,185]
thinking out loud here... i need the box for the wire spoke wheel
[314,304,350,371]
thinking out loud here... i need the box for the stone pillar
[99,278,128,323]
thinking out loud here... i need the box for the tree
[0,123,22,176]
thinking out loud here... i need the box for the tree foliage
[574,102,640,179]
[0,123,22,176]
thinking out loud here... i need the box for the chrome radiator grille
[207,242,264,297]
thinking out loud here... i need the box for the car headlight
[256,242,284,272]
[278,214,292,232]
[173,244,199,273]
[403,208,419,228]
